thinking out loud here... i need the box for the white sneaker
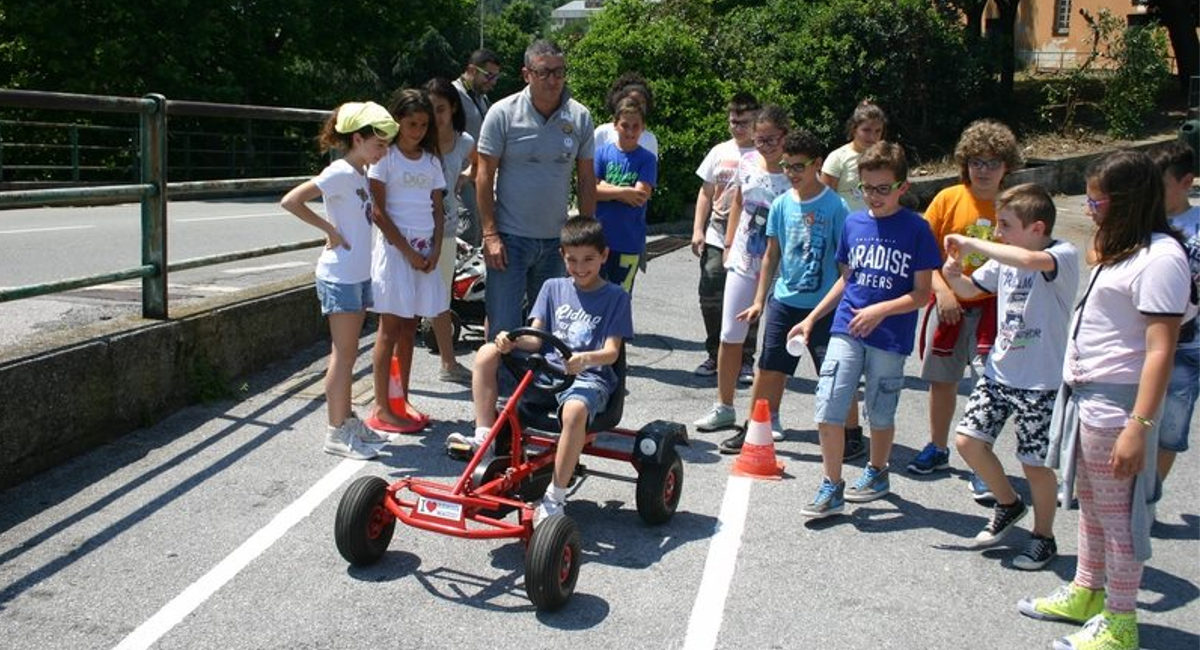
[323,422,379,460]
[349,415,388,445]
[533,497,565,526]
[694,403,736,431]
[770,413,784,442]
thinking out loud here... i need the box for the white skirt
[370,227,448,318]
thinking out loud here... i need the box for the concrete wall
[0,279,325,489]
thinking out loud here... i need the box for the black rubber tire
[334,476,395,566]
[524,514,581,611]
[635,449,683,525]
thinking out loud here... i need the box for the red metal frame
[380,369,640,544]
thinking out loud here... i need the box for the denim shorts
[315,278,372,315]
[759,296,833,376]
[1159,346,1199,452]
[814,334,906,428]
[525,377,611,427]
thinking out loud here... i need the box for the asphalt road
[0,199,1196,650]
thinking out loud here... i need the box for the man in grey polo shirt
[475,39,597,339]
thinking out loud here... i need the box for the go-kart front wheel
[524,514,581,611]
[335,476,395,566]
[635,449,683,525]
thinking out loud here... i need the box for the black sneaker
[974,499,1028,547]
[842,427,867,462]
[718,425,746,455]
[1013,534,1057,570]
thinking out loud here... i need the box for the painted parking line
[111,459,365,650]
[220,261,311,274]
[683,475,753,650]
[0,225,94,235]
[176,212,289,223]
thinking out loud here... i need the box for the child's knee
[955,434,986,456]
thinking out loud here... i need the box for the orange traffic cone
[731,399,784,480]
[365,356,428,434]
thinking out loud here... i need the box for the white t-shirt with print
[1065,233,1191,428]
[725,152,790,279]
[367,147,446,234]
[594,123,658,157]
[695,139,757,249]
[821,142,866,212]
[313,159,374,284]
[971,239,1079,390]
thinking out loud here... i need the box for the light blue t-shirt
[833,208,942,355]
[766,186,849,309]
[530,277,634,395]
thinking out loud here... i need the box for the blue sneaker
[845,465,890,502]
[800,477,845,519]
[967,472,996,505]
[907,442,950,475]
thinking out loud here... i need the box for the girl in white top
[281,102,397,459]
[424,77,477,384]
[367,89,447,431]
[1024,151,1190,650]
[820,101,886,213]
[593,73,660,157]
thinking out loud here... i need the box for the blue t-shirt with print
[833,208,942,355]
[766,186,849,309]
[595,142,658,253]
[530,277,634,395]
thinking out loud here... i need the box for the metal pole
[479,0,484,48]
[70,124,80,182]
[140,94,168,319]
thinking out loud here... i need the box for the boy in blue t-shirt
[594,97,658,293]
[445,216,634,525]
[795,142,942,518]
[723,130,849,450]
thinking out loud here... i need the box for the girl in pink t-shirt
[1020,151,1190,650]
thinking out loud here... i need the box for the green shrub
[1100,23,1170,139]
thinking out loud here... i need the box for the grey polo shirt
[477,86,594,239]
[453,78,490,142]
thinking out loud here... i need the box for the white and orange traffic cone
[731,398,784,480]
[365,356,429,434]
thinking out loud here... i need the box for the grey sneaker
[694,403,736,431]
[438,362,473,385]
[975,499,1028,547]
[845,465,890,502]
[800,477,845,519]
[693,357,718,376]
[737,362,754,386]
[323,422,379,460]
[1013,534,1057,570]
[350,416,388,445]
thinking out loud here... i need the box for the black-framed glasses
[967,157,1003,171]
[854,181,904,197]
[753,134,783,148]
[778,158,815,174]
[529,66,567,80]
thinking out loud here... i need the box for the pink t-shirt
[1065,233,1191,427]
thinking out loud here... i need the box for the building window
[1053,0,1071,36]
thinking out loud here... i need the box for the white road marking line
[221,261,311,274]
[83,283,244,294]
[112,459,365,650]
[0,225,95,235]
[177,212,294,223]
[683,475,753,650]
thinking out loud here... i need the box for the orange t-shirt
[923,183,996,304]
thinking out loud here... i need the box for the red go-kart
[333,327,689,611]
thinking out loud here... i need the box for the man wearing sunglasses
[475,39,597,342]
[454,49,501,142]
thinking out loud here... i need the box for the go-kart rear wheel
[524,514,581,611]
[335,476,395,565]
[635,448,683,525]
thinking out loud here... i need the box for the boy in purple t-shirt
[794,142,942,519]
[446,216,634,525]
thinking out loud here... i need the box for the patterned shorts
[956,376,1056,466]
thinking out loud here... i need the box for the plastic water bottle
[786,334,806,358]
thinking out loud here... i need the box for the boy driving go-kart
[445,215,633,524]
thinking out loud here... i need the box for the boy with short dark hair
[446,216,633,524]
[942,183,1080,569]
[1148,141,1199,493]
[595,97,658,293]
[796,142,942,518]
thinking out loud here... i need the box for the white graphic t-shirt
[725,152,789,279]
[313,159,374,283]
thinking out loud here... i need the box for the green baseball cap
[335,101,398,140]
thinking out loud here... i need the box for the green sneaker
[1018,583,1105,623]
[1053,610,1138,650]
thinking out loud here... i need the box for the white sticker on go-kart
[416,496,463,521]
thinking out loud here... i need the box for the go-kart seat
[516,344,626,434]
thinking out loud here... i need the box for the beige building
[987,0,1166,70]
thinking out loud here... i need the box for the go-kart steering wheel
[500,327,576,394]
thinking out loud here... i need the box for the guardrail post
[141,93,168,319]
[70,124,80,181]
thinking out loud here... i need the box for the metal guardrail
[0,89,329,319]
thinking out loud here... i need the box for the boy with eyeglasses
[909,120,1021,492]
[733,130,849,449]
[796,142,941,517]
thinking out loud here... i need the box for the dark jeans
[698,243,756,364]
